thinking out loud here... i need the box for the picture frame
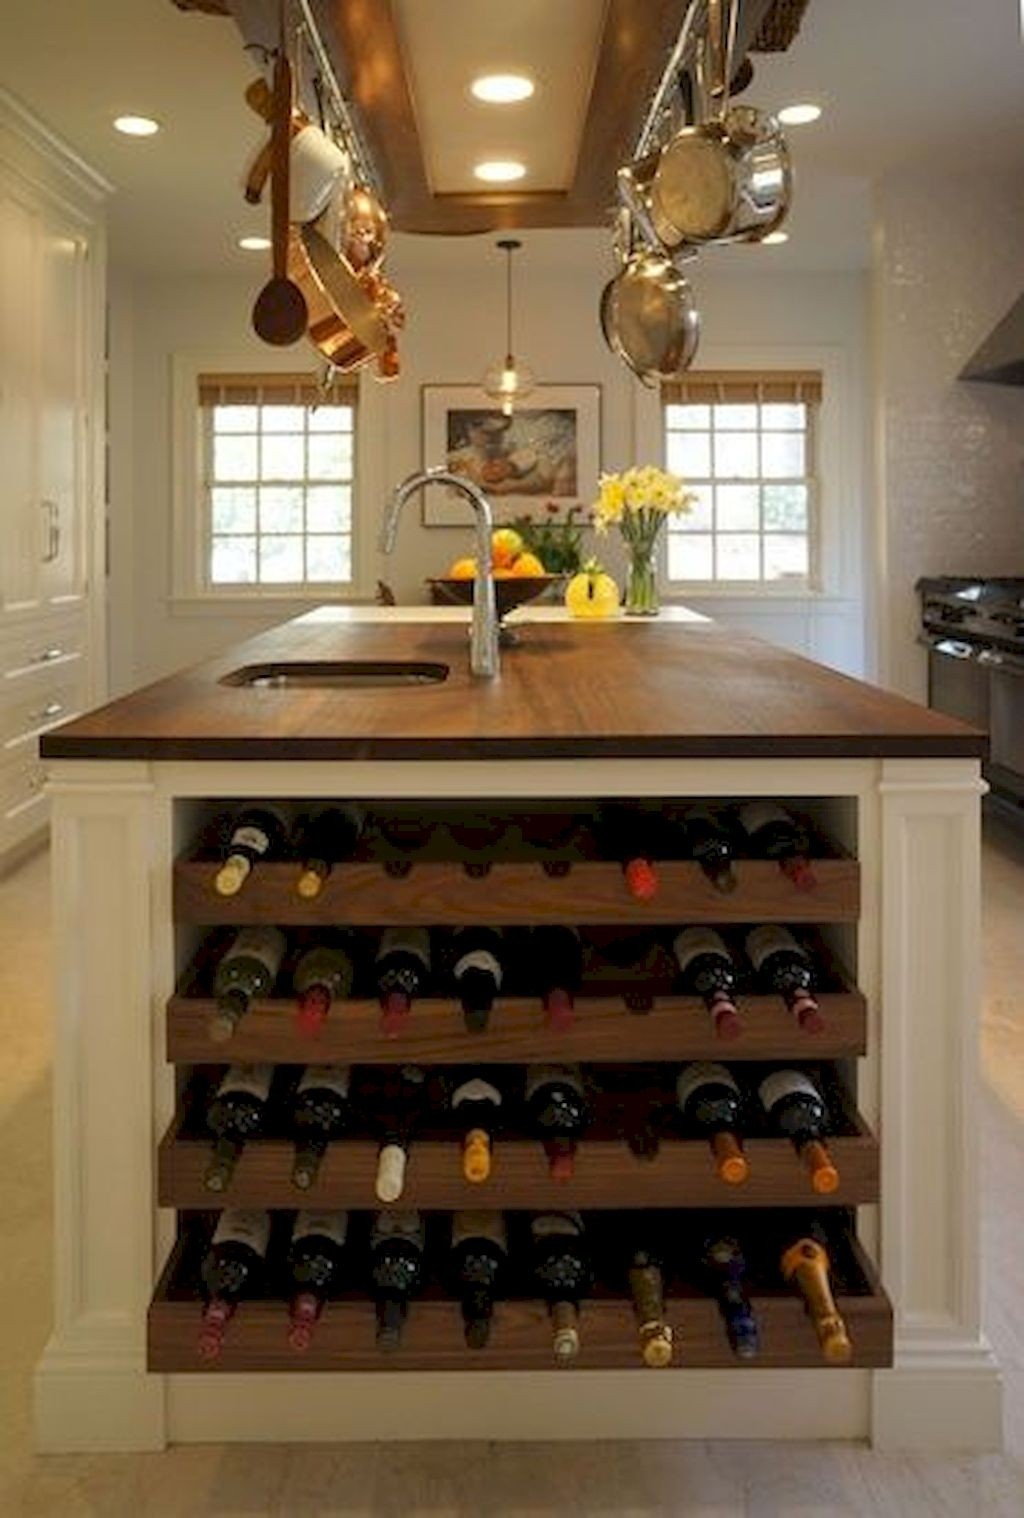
[419,383,602,527]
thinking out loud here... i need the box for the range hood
[959,293,1024,386]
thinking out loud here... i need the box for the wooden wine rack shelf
[165,987,867,1065]
[148,1231,892,1374]
[173,857,860,927]
[157,1115,879,1213]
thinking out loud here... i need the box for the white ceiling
[0,0,1021,275]
[393,0,608,193]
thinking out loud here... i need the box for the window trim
[664,392,822,593]
[631,341,855,605]
[170,350,363,606]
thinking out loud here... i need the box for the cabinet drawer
[0,746,47,835]
[0,609,86,685]
[0,668,83,750]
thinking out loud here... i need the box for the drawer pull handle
[31,701,64,722]
[34,648,65,663]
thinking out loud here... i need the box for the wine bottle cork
[550,1300,580,1364]
[640,1323,674,1368]
[462,1128,492,1184]
[296,865,326,900]
[375,1143,407,1203]
[802,1138,840,1195]
[711,1130,750,1185]
[214,856,250,897]
[624,856,658,900]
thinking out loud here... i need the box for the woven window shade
[662,370,822,405]
[198,372,357,407]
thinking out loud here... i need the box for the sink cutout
[220,660,450,690]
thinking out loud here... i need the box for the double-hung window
[198,372,356,591]
[663,370,821,589]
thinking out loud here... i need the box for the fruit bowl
[427,575,564,620]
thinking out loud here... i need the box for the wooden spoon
[252,48,307,346]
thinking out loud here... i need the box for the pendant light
[482,238,535,416]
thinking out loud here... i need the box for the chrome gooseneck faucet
[379,468,500,679]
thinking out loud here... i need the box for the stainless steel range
[918,576,1024,815]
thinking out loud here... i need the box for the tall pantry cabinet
[0,90,108,867]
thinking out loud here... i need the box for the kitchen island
[34,607,1000,1452]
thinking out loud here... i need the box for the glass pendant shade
[482,239,535,414]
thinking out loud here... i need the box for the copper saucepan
[288,223,400,374]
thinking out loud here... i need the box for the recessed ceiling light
[777,103,822,125]
[471,73,535,104]
[113,114,160,137]
[762,230,789,245]
[474,160,527,183]
[238,235,272,251]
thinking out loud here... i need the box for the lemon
[512,551,545,578]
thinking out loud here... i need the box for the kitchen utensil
[600,204,700,383]
[242,77,349,222]
[289,223,389,371]
[649,0,792,247]
[341,184,389,271]
[252,46,308,346]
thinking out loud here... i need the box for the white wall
[109,230,872,688]
[874,168,1024,700]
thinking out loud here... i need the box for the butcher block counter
[40,604,983,762]
[33,608,1000,1456]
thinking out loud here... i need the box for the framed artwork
[420,383,602,526]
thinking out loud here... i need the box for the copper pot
[287,224,387,371]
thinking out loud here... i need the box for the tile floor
[0,828,1021,1515]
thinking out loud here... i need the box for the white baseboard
[34,1337,166,1453]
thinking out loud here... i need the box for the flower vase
[624,539,660,617]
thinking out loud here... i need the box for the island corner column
[871,756,1002,1451]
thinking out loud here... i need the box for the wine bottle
[627,1242,674,1368]
[369,1209,425,1352]
[736,802,817,891]
[214,804,289,898]
[293,804,364,899]
[375,927,431,1039]
[293,933,356,1038]
[532,925,583,1031]
[197,1208,270,1360]
[286,1209,349,1352]
[677,804,737,894]
[448,811,506,877]
[209,925,286,1043]
[675,1062,749,1185]
[599,804,661,901]
[672,928,743,1040]
[703,1235,759,1360]
[449,1210,508,1349]
[530,1211,591,1365]
[450,1073,503,1183]
[451,926,504,1033]
[374,1065,428,1203]
[290,1063,353,1190]
[745,925,823,1034]
[204,1062,274,1192]
[780,1230,852,1363]
[524,1064,589,1181]
[757,1069,840,1194]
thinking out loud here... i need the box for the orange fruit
[448,557,477,580]
[512,551,545,577]
[491,527,524,567]
[493,566,516,579]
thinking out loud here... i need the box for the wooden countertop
[41,607,985,762]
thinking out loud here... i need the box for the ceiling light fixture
[471,73,535,105]
[482,238,535,417]
[238,235,272,251]
[474,159,527,184]
[777,103,822,125]
[762,231,789,245]
[113,114,160,137]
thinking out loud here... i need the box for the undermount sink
[220,660,450,690]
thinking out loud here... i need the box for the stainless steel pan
[600,206,700,385]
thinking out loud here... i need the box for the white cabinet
[0,90,108,864]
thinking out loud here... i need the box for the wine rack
[151,799,891,1375]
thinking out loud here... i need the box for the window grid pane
[665,397,816,587]
[203,396,355,588]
